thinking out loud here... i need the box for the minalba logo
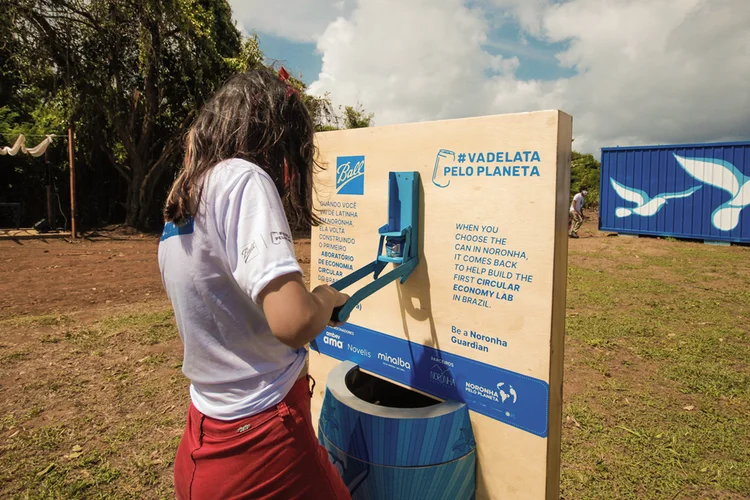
[378,352,411,369]
[336,155,365,195]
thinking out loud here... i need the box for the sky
[229,0,750,154]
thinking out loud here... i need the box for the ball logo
[323,335,343,349]
[336,156,365,196]
[377,352,411,369]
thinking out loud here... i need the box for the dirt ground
[1,217,748,498]
[0,230,312,320]
[0,229,312,498]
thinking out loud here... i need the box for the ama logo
[323,332,343,349]
[336,155,365,195]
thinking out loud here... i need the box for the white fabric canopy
[1,134,55,157]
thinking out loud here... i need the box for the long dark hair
[164,68,321,229]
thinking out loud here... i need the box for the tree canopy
[1,0,373,230]
[343,104,374,129]
[570,151,601,208]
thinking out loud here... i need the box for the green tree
[268,65,338,132]
[343,104,374,129]
[6,1,374,229]
[0,6,70,228]
[227,35,264,73]
[570,150,600,208]
[267,69,372,132]
[15,0,244,228]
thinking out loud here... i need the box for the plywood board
[308,110,572,499]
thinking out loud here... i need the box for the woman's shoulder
[208,158,274,189]
[214,158,268,178]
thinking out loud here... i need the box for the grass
[0,314,72,328]
[1,236,749,498]
[561,239,750,498]
[562,390,750,497]
[98,311,176,345]
[58,311,176,348]
[2,426,125,499]
[2,350,30,363]
[0,306,182,499]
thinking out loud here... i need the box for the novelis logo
[377,352,411,369]
[348,344,371,358]
[336,156,365,195]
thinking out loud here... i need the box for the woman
[158,69,351,499]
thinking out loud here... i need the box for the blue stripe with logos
[311,323,550,438]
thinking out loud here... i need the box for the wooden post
[68,128,77,238]
[45,151,54,228]
[46,185,53,227]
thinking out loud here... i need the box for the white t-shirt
[158,158,306,420]
[571,192,584,213]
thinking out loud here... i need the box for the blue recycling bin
[318,361,476,500]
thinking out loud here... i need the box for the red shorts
[174,376,351,500]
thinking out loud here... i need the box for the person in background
[158,68,351,499]
[569,188,588,238]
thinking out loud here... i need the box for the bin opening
[345,366,440,409]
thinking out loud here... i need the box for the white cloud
[243,0,750,153]
[230,0,353,42]
[309,0,519,124]
[538,0,750,150]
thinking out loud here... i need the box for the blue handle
[329,260,385,323]
[330,258,418,323]
[326,171,421,324]
[331,306,344,323]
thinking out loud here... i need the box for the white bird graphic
[673,154,750,231]
[610,178,701,218]
[496,383,517,404]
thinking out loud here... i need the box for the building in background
[599,141,750,244]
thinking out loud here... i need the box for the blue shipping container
[599,141,750,243]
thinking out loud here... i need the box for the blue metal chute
[329,171,420,323]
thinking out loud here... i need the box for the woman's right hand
[329,288,350,327]
[261,275,350,350]
[312,285,349,327]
